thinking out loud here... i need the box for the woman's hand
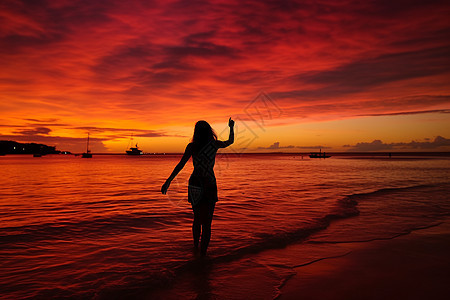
[228,117,235,128]
[161,179,171,194]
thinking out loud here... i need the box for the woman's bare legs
[193,201,216,256]
[192,211,201,249]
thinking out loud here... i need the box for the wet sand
[146,220,450,300]
[279,221,450,300]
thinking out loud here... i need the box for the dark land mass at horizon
[0,140,66,155]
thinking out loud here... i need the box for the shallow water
[1,154,449,298]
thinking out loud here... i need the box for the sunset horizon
[1,0,449,153]
[2,1,450,299]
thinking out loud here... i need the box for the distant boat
[126,134,143,155]
[126,143,143,155]
[309,148,331,158]
[33,153,43,157]
[82,133,92,158]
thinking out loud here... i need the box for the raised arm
[161,143,193,194]
[217,117,235,148]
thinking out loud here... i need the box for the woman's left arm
[161,143,193,194]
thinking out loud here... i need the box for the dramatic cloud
[13,126,51,136]
[344,136,450,151]
[358,109,450,117]
[0,0,449,151]
[257,142,331,151]
[0,133,108,153]
[278,46,450,100]
[343,140,393,152]
[72,126,183,138]
[258,142,294,150]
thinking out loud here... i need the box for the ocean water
[0,154,449,299]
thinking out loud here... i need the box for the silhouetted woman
[161,118,235,256]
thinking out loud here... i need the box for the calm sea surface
[1,154,449,298]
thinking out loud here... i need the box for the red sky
[1,0,449,152]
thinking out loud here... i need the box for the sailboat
[82,133,92,158]
[309,148,331,158]
[126,134,143,155]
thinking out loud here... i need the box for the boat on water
[126,144,143,155]
[309,148,331,158]
[125,134,143,155]
[82,133,92,158]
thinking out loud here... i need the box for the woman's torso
[189,141,220,203]
[190,141,219,181]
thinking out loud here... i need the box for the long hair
[191,120,217,149]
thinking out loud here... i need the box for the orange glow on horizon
[1,0,449,152]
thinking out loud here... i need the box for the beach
[279,220,450,300]
[1,154,449,299]
[145,173,450,300]
[146,220,450,300]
